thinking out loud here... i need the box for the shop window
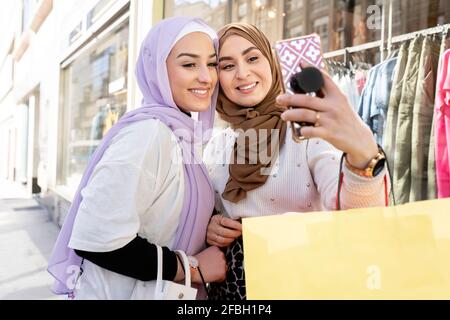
[391,0,450,37]
[238,0,248,20]
[252,0,280,43]
[164,0,280,42]
[313,16,329,53]
[69,22,82,46]
[59,23,129,189]
[284,0,382,52]
[164,0,449,54]
[166,1,385,52]
[87,0,116,28]
[164,0,229,32]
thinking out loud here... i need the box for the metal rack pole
[324,24,450,61]
[390,24,450,45]
[322,0,449,62]
[323,40,382,59]
[387,0,393,58]
[380,0,388,61]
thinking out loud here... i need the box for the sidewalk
[0,179,61,300]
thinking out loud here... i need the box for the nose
[198,65,213,84]
[236,63,250,80]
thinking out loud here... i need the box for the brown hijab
[216,23,287,203]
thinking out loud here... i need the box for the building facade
[0,0,160,224]
[0,0,448,226]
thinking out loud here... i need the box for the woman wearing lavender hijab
[47,17,226,300]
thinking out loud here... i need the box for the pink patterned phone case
[274,34,326,94]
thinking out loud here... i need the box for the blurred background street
[0,179,59,300]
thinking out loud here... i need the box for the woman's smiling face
[166,32,218,113]
[218,35,272,107]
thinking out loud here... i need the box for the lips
[236,82,258,91]
[236,82,258,94]
[189,88,210,99]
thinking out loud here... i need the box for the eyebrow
[176,53,217,59]
[218,46,259,62]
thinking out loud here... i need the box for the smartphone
[274,34,326,142]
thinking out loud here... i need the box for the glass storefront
[164,0,229,32]
[164,0,384,52]
[283,0,383,52]
[87,0,116,28]
[59,22,129,190]
[391,0,450,37]
[164,0,449,53]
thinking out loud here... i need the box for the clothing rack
[387,24,450,58]
[390,24,450,46]
[323,24,450,64]
[323,41,382,59]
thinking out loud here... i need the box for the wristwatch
[187,256,199,269]
[345,149,386,177]
[188,256,208,290]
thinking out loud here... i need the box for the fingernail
[277,95,286,104]
[281,112,286,120]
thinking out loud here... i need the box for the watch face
[188,256,199,268]
[373,158,386,177]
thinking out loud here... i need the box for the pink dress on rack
[355,70,367,95]
[435,49,450,198]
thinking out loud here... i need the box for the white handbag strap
[154,246,192,298]
[174,250,191,287]
[155,245,163,296]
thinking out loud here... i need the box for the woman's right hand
[206,214,242,247]
[193,246,227,283]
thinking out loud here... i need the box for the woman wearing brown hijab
[203,23,388,300]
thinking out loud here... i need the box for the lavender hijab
[47,16,218,295]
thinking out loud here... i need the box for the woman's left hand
[276,66,379,169]
[206,214,242,248]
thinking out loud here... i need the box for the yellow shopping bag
[242,198,450,299]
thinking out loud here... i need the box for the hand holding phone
[288,67,325,135]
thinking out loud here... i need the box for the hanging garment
[409,37,441,202]
[355,69,367,95]
[347,73,361,112]
[393,36,424,204]
[358,58,397,145]
[435,48,450,198]
[357,64,381,131]
[383,43,409,169]
[370,57,398,144]
[430,38,450,199]
[340,73,360,111]
[331,69,361,111]
[428,115,437,199]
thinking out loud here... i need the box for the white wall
[0,1,22,183]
